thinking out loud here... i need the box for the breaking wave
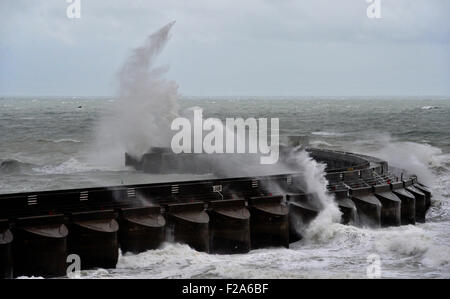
[311,131,347,137]
[37,138,82,144]
[32,158,101,175]
[309,140,334,147]
[421,106,439,110]
[0,159,35,174]
[52,138,81,143]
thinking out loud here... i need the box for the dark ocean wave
[0,159,36,174]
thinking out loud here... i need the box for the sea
[0,96,449,278]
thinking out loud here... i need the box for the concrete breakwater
[0,149,431,278]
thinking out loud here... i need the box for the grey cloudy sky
[0,0,449,97]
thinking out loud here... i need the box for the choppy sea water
[1,96,449,279]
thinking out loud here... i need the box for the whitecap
[52,138,81,143]
[32,158,98,174]
[309,140,334,147]
[311,131,347,137]
[421,106,439,110]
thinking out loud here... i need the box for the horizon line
[1,94,449,99]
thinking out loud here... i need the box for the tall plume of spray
[90,22,179,168]
[88,22,341,236]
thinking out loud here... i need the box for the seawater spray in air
[88,21,341,235]
[90,21,179,168]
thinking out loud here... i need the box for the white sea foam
[52,138,81,143]
[309,140,334,147]
[421,106,439,110]
[311,131,347,137]
[88,243,363,279]
[32,158,99,174]
[349,134,445,186]
[76,221,450,279]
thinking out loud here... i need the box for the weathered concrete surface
[118,206,165,254]
[287,193,322,241]
[248,196,289,249]
[373,185,401,227]
[13,215,68,277]
[68,210,119,270]
[334,190,357,225]
[209,199,251,254]
[391,182,416,225]
[166,202,209,252]
[0,219,13,279]
[404,181,427,223]
[350,188,381,228]
[413,182,431,211]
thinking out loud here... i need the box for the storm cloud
[0,0,449,96]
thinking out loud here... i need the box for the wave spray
[90,22,179,168]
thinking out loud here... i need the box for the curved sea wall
[0,148,431,278]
